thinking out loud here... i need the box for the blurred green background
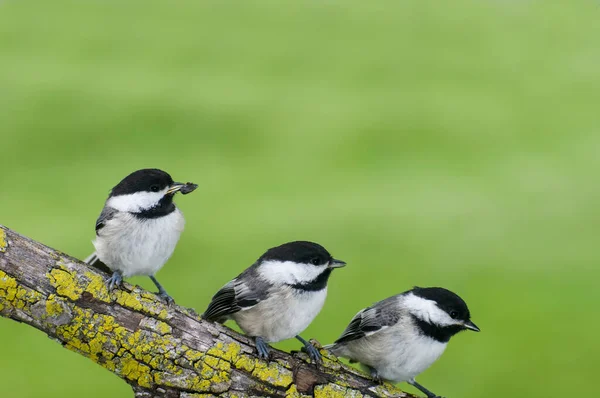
[1,0,598,397]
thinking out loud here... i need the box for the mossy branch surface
[0,225,417,398]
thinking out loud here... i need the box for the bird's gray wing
[202,271,269,322]
[95,206,118,234]
[334,296,402,344]
[85,206,117,274]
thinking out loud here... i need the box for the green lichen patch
[286,384,313,398]
[114,289,169,320]
[314,383,364,398]
[233,354,256,373]
[0,270,44,312]
[319,352,343,372]
[139,317,173,337]
[29,295,73,327]
[0,229,7,252]
[185,348,205,362]
[369,382,406,397]
[82,271,111,302]
[48,267,85,301]
[48,265,112,303]
[206,341,242,363]
[154,367,227,392]
[119,353,152,383]
[252,360,294,388]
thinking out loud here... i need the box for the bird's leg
[296,335,322,363]
[149,275,174,304]
[255,337,271,359]
[107,270,123,290]
[408,379,444,398]
[367,366,383,383]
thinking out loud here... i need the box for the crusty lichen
[0,228,7,252]
[315,383,364,398]
[286,384,312,398]
[252,360,294,388]
[48,267,84,301]
[47,265,110,303]
[368,381,407,397]
[206,341,241,363]
[113,289,169,320]
[0,270,43,311]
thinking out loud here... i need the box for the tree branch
[0,225,416,398]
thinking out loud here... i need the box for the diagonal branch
[0,225,416,398]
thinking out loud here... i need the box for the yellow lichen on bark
[0,270,44,311]
[252,361,294,388]
[314,383,364,398]
[285,385,312,398]
[1,264,240,393]
[0,229,7,252]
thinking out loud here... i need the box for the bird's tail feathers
[84,252,99,265]
[323,342,343,356]
[83,251,112,274]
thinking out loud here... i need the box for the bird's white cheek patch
[403,293,457,327]
[107,189,168,212]
[258,260,325,285]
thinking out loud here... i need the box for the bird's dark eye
[150,185,160,192]
[310,258,321,265]
[450,310,459,319]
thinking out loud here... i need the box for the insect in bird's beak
[329,258,347,268]
[463,320,480,332]
[166,182,198,195]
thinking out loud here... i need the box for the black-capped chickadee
[202,241,346,362]
[326,287,479,398]
[84,168,197,303]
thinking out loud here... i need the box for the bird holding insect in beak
[84,168,197,303]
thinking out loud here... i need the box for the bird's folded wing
[334,296,402,344]
[202,278,266,321]
[95,207,118,234]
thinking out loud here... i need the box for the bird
[202,241,346,363]
[84,168,197,303]
[325,287,479,398]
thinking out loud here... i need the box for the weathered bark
[0,225,416,398]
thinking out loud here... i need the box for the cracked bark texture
[0,225,417,398]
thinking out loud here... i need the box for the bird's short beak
[463,320,480,332]
[329,258,347,268]
[167,182,198,195]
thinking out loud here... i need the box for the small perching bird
[85,168,197,303]
[202,241,346,362]
[325,287,479,398]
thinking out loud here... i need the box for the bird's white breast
[93,208,185,277]
[340,321,447,382]
[232,286,327,343]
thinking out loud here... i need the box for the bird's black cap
[110,169,174,197]
[259,241,336,266]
